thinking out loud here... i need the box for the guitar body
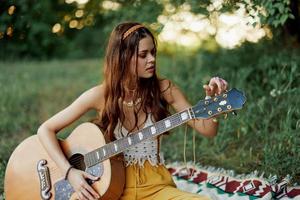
[4,88,246,200]
[4,122,125,200]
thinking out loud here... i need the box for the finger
[208,77,216,85]
[78,192,88,200]
[209,84,217,95]
[81,188,94,200]
[84,184,100,199]
[209,77,219,93]
[222,79,228,90]
[218,78,225,90]
[83,172,100,198]
[203,84,213,96]
[219,80,226,92]
[84,172,100,181]
[214,78,223,94]
[203,84,210,93]
[203,84,210,90]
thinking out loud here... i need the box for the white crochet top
[113,114,165,167]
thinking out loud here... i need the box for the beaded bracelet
[64,165,74,180]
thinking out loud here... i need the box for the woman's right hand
[67,168,100,200]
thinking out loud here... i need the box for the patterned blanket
[167,163,300,200]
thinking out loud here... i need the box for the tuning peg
[232,111,237,116]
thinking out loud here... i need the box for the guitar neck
[84,108,195,167]
[83,88,247,168]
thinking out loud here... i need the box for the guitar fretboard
[84,108,194,167]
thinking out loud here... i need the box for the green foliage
[0,0,165,60]
[0,0,73,59]
[168,0,294,28]
[1,0,297,60]
[159,38,300,182]
[0,59,101,195]
[1,38,299,197]
[250,0,294,27]
[168,0,210,14]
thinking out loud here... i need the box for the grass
[0,59,101,196]
[0,41,300,197]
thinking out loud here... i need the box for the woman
[38,22,228,200]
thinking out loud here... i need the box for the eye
[138,54,146,58]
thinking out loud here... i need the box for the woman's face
[130,35,156,78]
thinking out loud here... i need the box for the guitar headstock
[191,88,246,119]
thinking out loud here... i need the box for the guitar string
[87,112,185,166]
[48,96,236,176]
[49,105,219,173]
[48,103,223,175]
[45,94,237,176]
[47,112,187,175]
[50,114,181,172]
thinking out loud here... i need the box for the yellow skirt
[120,161,210,200]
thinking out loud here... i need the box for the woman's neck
[124,90,137,100]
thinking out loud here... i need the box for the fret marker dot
[96,151,100,159]
[181,112,188,120]
[138,132,143,140]
[165,120,171,128]
[114,143,118,151]
[150,126,156,134]
[102,148,106,156]
[128,137,132,145]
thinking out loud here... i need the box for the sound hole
[69,153,86,170]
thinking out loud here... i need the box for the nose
[147,53,155,63]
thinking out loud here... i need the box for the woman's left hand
[203,77,228,97]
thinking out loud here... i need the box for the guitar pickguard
[54,163,104,200]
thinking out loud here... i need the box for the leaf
[276,3,285,14]
[289,13,295,19]
[280,14,289,24]
[269,8,275,15]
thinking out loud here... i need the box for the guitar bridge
[37,159,52,200]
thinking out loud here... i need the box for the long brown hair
[98,22,169,141]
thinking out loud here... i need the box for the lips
[146,66,155,71]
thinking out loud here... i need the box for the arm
[160,78,228,138]
[37,85,104,200]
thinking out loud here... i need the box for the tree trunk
[284,0,300,45]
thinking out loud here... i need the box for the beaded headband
[122,24,144,40]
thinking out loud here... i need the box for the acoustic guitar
[4,88,246,200]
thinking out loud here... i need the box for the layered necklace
[122,97,142,107]
[122,86,141,107]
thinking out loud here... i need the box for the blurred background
[0,0,300,197]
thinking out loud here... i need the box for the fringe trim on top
[124,153,165,167]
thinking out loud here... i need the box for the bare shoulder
[159,79,173,93]
[159,79,190,109]
[159,79,176,104]
[79,84,105,111]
